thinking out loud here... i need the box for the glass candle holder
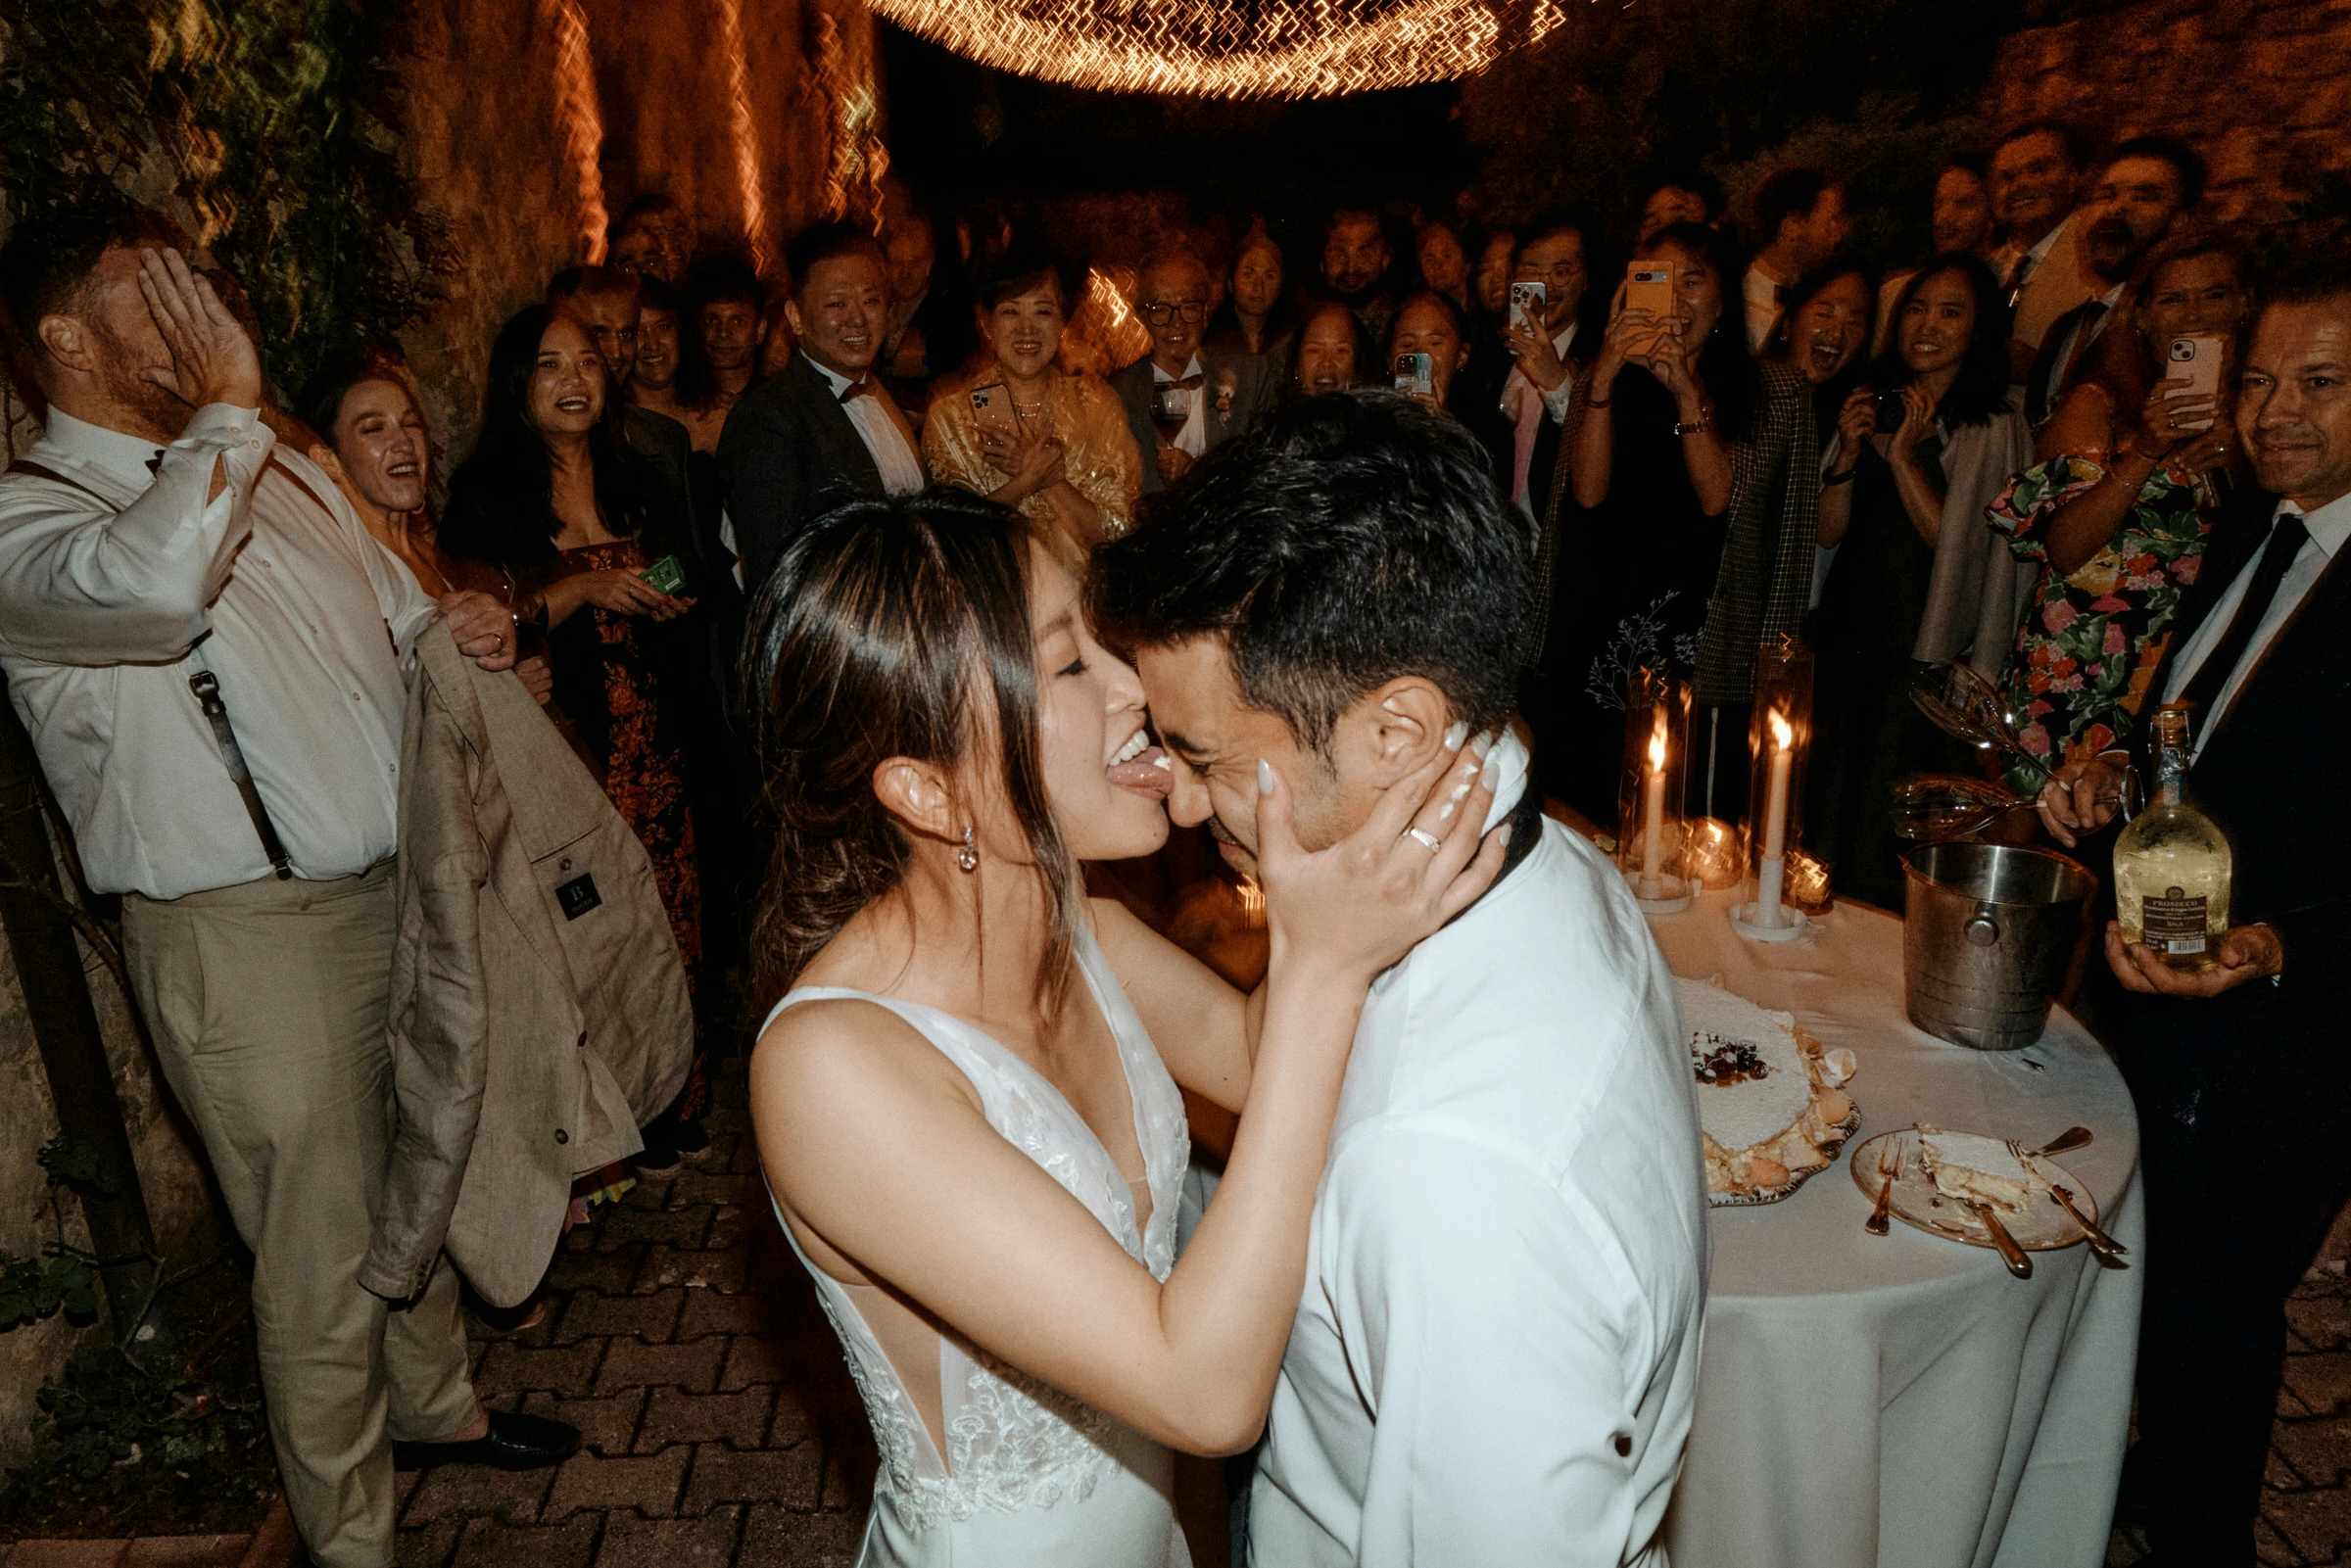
[1736,637,1816,940]
[1683,815,1747,890]
[1616,670,1695,913]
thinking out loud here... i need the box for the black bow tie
[146,451,166,475]
[839,378,877,404]
[1159,374,1206,392]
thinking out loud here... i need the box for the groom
[1095,393,1707,1567]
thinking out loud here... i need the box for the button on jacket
[0,404,435,898]
[363,625,694,1307]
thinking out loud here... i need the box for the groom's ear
[1339,677,1453,787]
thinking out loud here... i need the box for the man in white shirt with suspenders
[0,209,577,1568]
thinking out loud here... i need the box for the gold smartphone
[970,383,1020,441]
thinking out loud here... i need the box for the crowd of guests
[0,115,2344,1568]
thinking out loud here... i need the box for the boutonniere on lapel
[1214,369,1238,418]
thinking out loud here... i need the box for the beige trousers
[123,864,477,1568]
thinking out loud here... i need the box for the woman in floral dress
[1989,233,2253,791]
[443,305,712,1165]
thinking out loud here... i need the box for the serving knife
[2049,1183,2129,1259]
[1969,1200,2033,1279]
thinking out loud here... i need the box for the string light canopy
[863,0,1567,99]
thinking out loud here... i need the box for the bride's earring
[956,827,979,874]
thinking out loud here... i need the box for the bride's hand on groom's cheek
[1252,727,1509,985]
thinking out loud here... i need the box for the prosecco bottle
[2114,704,2232,970]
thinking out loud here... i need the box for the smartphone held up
[1509,280,1546,339]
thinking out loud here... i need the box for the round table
[1650,886,2141,1568]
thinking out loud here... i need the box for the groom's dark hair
[1091,390,1533,756]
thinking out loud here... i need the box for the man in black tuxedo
[1111,250,1280,499]
[2039,261,2351,1566]
[717,222,926,597]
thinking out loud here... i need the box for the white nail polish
[1258,759,1273,795]
[1480,748,1502,790]
[1471,730,1496,759]
[1443,720,1469,750]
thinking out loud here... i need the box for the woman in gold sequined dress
[923,250,1142,574]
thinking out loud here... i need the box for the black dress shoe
[393,1410,581,1472]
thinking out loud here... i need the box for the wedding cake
[1679,977,1857,1202]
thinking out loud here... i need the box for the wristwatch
[1673,412,1713,437]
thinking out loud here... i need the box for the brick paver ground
[395,1069,2351,1566]
[393,1073,876,1568]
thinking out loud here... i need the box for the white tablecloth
[1653,888,2140,1568]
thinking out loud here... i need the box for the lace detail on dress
[765,927,1188,1539]
[796,1277,944,1521]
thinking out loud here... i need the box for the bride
[744,487,1505,1566]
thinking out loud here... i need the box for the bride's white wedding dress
[762,927,1194,1567]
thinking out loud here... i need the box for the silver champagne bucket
[1900,841,2095,1051]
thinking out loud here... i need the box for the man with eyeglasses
[1113,249,1281,495]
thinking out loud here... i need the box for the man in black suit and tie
[717,222,926,596]
[2039,261,2351,1566]
[2022,139,2203,426]
[1111,250,1280,498]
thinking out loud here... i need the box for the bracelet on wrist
[1821,467,1857,488]
[1673,411,1712,437]
[1584,396,1613,410]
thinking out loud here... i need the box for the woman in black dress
[1808,255,2022,908]
[1534,221,1756,822]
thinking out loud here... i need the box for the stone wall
[393,0,870,448]
[1987,0,2351,230]
[0,891,212,1468]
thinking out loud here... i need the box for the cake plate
[1846,1128,2097,1251]
[1708,1102,1862,1209]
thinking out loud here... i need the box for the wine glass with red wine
[1150,383,1194,447]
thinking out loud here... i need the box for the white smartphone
[1509,280,1546,338]
[2167,337,2226,431]
[1394,353,1434,397]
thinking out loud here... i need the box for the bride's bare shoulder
[751,995,975,1122]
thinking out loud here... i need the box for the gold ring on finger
[1406,827,1443,854]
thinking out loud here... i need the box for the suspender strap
[187,670,293,879]
[7,454,296,879]
[5,457,85,488]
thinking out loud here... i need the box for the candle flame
[1648,706,1668,771]
[1769,709,1794,751]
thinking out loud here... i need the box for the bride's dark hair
[743,488,1082,1010]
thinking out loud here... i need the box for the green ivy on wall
[0,0,452,402]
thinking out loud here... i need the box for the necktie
[2003,253,2034,309]
[2174,512,2312,739]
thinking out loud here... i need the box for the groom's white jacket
[1250,784,1708,1567]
